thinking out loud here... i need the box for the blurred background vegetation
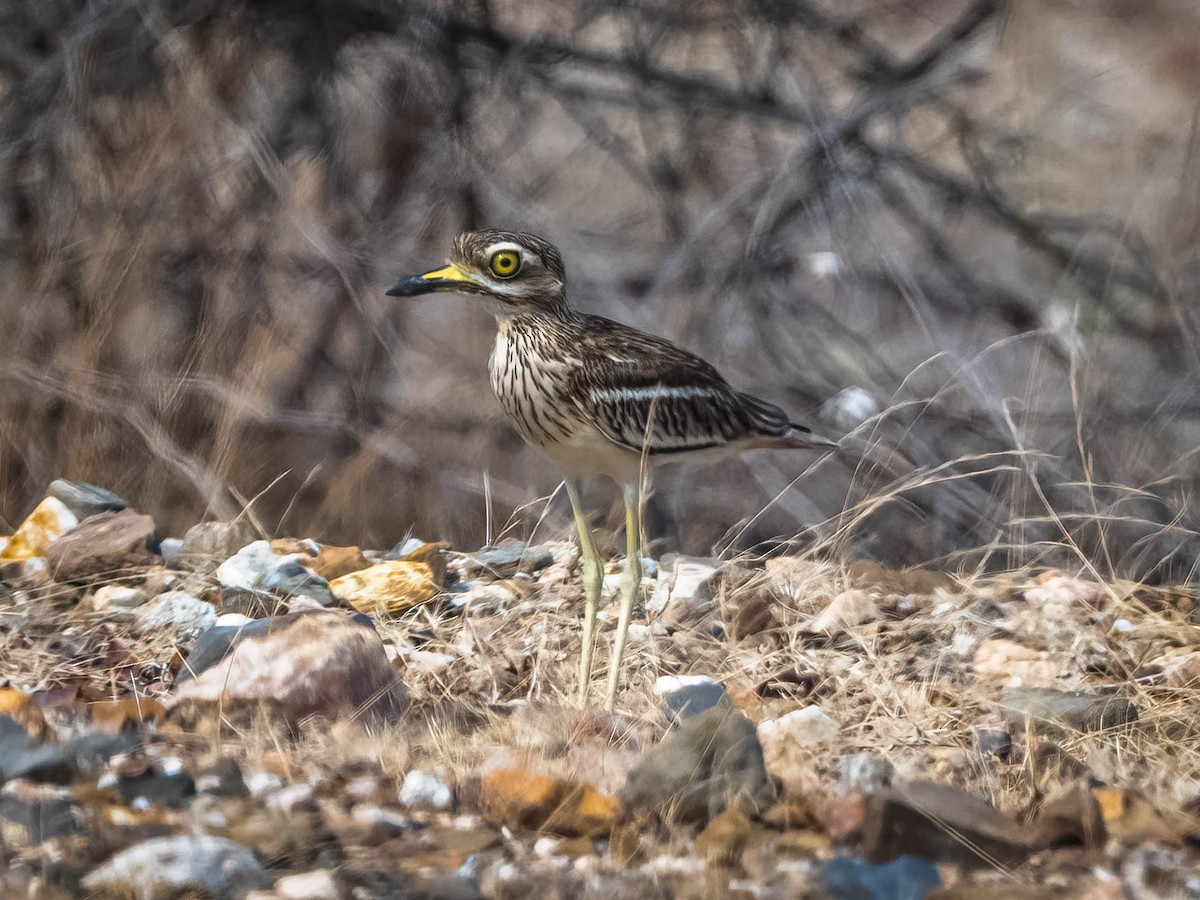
[2,0,1199,578]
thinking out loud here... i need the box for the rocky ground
[1,481,1199,899]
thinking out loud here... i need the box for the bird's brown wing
[569,315,800,455]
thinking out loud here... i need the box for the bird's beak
[386,263,474,297]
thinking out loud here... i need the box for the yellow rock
[329,561,440,614]
[0,497,78,562]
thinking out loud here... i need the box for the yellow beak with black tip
[386,263,475,297]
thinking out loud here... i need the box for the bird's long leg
[566,480,604,706]
[604,481,643,711]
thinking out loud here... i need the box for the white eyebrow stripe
[589,385,720,404]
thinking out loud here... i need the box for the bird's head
[387,230,568,316]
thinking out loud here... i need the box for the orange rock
[329,561,440,614]
[268,538,318,557]
[0,498,78,562]
[481,768,620,837]
[400,541,451,587]
[312,545,371,580]
[88,697,168,734]
[695,807,755,866]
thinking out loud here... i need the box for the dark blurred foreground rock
[171,612,406,725]
[82,835,271,897]
[0,715,134,784]
[45,509,156,581]
[622,706,771,826]
[861,780,1035,868]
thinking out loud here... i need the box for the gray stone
[0,716,72,783]
[622,706,771,826]
[861,780,1035,868]
[974,728,1013,759]
[653,675,730,721]
[464,541,555,579]
[47,479,126,520]
[82,835,270,897]
[1000,687,1138,733]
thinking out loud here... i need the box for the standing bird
[388,230,836,710]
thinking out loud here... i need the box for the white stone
[807,250,842,277]
[275,870,338,900]
[823,386,878,430]
[533,836,562,857]
[399,770,452,810]
[133,591,217,640]
[244,771,283,797]
[653,674,719,696]
[757,705,841,747]
[93,585,147,613]
[805,590,879,634]
[215,613,254,627]
[216,540,279,591]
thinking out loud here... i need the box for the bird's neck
[494,302,579,333]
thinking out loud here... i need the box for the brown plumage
[387,229,836,710]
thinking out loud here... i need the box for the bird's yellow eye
[488,249,522,279]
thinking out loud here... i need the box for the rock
[195,758,249,797]
[860,781,1035,868]
[329,560,441,614]
[172,612,407,725]
[694,807,759,867]
[0,715,73,783]
[82,835,271,897]
[805,590,880,634]
[134,590,217,640]
[45,509,156,581]
[758,705,841,771]
[818,854,941,900]
[0,780,78,848]
[0,497,78,562]
[313,544,372,580]
[822,386,880,431]
[973,639,1061,687]
[115,766,197,808]
[92,584,149,613]
[847,560,958,595]
[181,520,258,566]
[711,565,776,641]
[465,541,554,579]
[400,770,453,810]
[216,540,333,606]
[1025,571,1108,609]
[47,479,127,520]
[481,768,620,837]
[1000,687,1138,732]
[274,870,340,900]
[840,752,893,793]
[623,706,771,826]
[1037,786,1107,849]
[754,667,820,700]
[653,675,730,720]
[647,556,718,616]
[973,728,1013,759]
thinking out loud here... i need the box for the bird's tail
[738,392,841,450]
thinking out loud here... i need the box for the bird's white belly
[489,333,642,482]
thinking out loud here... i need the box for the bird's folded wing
[570,316,783,455]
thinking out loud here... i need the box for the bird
[387,230,837,711]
